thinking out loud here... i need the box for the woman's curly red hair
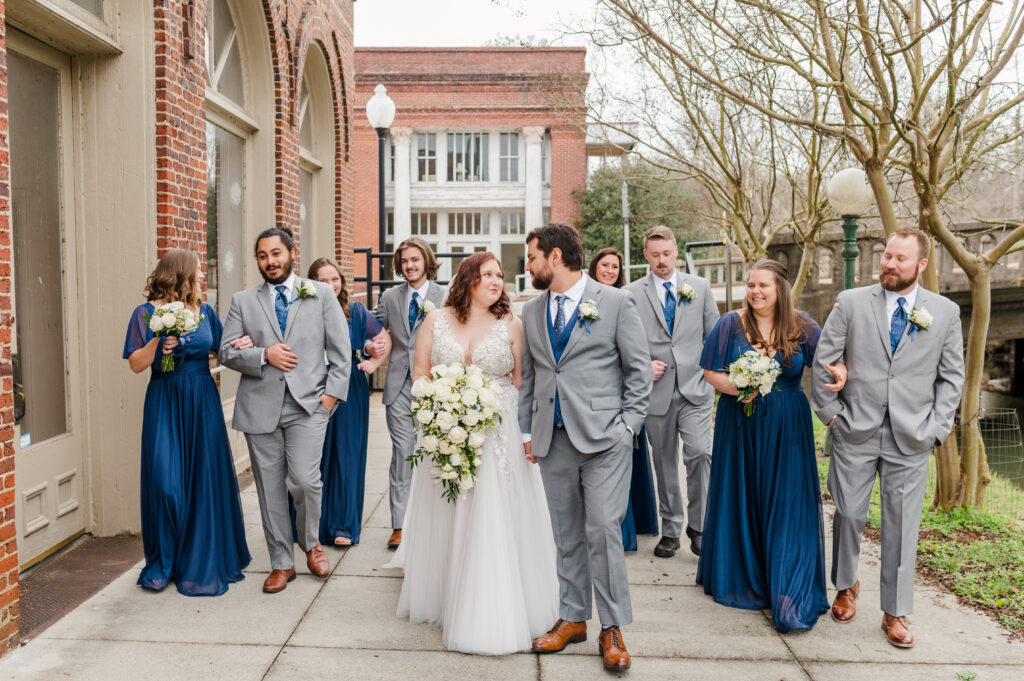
[445,252,511,323]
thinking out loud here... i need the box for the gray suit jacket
[811,284,964,454]
[219,279,352,434]
[373,281,446,406]
[519,276,652,458]
[625,271,719,414]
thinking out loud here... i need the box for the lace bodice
[430,311,514,382]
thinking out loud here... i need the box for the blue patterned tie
[554,295,567,336]
[663,281,676,334]
[409,291,420,330]
[890,296,908,354]
[274,285,288,335]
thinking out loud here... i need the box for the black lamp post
[365,84,395,299]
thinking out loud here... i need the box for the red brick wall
[352,48,588,282]
[0,1,19,657]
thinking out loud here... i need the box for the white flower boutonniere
[577,299,600,333]
[419,299,437,319]
[908,306,932,340]
[294,280,318,301]
[677,283,696,305]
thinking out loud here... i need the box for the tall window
[411,212,438,235]
[500,133,519,182]
[298,44,334,267]
[818,249,833,283]
[450,212,486,235]
[417,133,436,181]
[447,132,489,182]
[500,212,525,235]
[541,133,551,183]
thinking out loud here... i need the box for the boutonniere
[418,299,436,319]
[293,280,318,301]
[908,306,932,339]
[677,283,696,305]
[577,299,600,333]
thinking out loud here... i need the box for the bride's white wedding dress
[384,311,559,655]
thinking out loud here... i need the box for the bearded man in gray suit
[520,223,652,671]
[369,237,445,549]
[812,228,964,648]
[625,226,719,558]
[219,227,351,593]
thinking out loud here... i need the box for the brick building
[353,47,588,287]
[0,0,355,653]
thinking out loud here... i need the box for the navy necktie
[662,281,676,334]
[409,291,420,330]
[554,295,567,336]
[274,285,288,335]
[890,296,908,354]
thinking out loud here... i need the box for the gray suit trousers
[644,392,712,538]
[386,376,415,529]
[245,391,331,570]
[538,427,633,627]
[828,418,929,617]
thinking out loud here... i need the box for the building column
[523,126,545,231]
[392,126,413,244]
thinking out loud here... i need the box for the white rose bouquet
[727,350,782,416]
[409,361,503,503]
[145,301,203,372]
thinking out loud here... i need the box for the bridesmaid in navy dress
[697,259,832,631]
[308,257,390,546]
[123,249,250,596]
[588,248,659,551]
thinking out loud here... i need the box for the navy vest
[546,297,580,427]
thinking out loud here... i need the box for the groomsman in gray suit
[371,237,445,549]
[520,223,651,671]
[812,228,964,648]
[219,227,351,593]
[625,226,719,558]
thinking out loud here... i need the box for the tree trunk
[792,237,817,299]
[921,236,939,293]
[975,438,992,508]
[931,432,963,510]
[864,162,898,236]
[959,267,992,508]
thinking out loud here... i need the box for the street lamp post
[827,167,875,290]
[365,84,396,302]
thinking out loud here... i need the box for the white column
[488,212,501,256]
[523,126,545,231]
[392,126,413,244]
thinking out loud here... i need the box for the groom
[812,228,963,648]
[520,223,652,671]
[220,227,351,593]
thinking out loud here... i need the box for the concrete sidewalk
[3,396,1023,680]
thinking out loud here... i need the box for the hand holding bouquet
[728,350,782,416]
[409,362,503,503]
[146,301,203,372]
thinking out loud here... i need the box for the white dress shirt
[406,279,432,314]
[884,284,918,332]
[652,270,677,307]
[547,272,589,323]
[268,272,297,307]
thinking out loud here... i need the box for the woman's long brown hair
[741,259,809,364]
[144,249,202,309]
[307,257,351,321]
[445,252,510,323]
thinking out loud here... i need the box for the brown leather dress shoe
[531,619,587,653]
[306,544,330,578]
[598,627,631,671]
[387,529,402,549]
[831,580,859,623]
[263,569,296,593]
[882,613,914,648]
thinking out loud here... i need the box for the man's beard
[530,269,552,290]
[879,268,917,292]
[260,256,294,285]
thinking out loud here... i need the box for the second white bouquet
[409,362,503,503]
[728,350,782,416]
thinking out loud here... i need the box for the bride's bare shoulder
[504,313,523,336]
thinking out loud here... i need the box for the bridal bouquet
[409,362,503,503]
[146,301,203,372]
[728,350,782,417]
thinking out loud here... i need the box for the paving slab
[332,526,403,579]
[0,640,278,681]
[804,662,1024,681]
[538,654,809,680]
[265,646,539,681]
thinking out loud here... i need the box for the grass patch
[817,455,1024,638]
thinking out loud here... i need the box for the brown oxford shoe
[882,613,915,648]
[306,543,330,578]
[531,619,587,653]
[831,580,859,623]
[387,529,402,549]
[598,626,631,671]
[263,568,296,593]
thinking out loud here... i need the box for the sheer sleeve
[123,304,154,359]
[799,311,821,361]
[359,302,383,341]
[699,311,740,372]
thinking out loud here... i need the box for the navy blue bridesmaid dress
[696,310,829,631]
[620,428,659,551]
[316,301,382,546]
[123,303,251,596]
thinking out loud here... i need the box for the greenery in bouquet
[145,301,203,372]
[408,362,503,503]
[728,350,782,416]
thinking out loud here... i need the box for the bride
[384,251,559,655]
